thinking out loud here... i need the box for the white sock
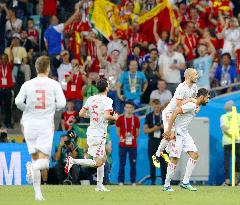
[34,159,49,170]
[97,164,105,187]
[32,161,42,198]
[182,158,197,184]
[156,139,168,157]
[73,159,96,167]
[164,162,176,187]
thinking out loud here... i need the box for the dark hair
[197,88,209,97]
[221,52,231,60]
[124,100,135,107]
[152,99,160,105]
[97,78,108,93]
[28,18,34,22]
[158,79,166,84]
[133,44,141,50]
[150,48,158,54]
[127,58,138,66]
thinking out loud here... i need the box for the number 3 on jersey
[35,90,46,109]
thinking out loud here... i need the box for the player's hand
[190,98,197,104]
[163,130,171,139]
[113,112,119,121]
[118,95,124,102]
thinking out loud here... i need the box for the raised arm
[153,17,160,42]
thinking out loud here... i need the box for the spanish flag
[138,0,176,43]
[90,0,175,41]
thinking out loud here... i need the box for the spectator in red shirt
[182,21,199,62]
[128,22,148,52]
[116,101,140,185]
[65,59,88,112]
[27,18,39,48]
[65,13,91,60]
[61,101,77,131]
[0,53,14,128]
[188,6,206,31]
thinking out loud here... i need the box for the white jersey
[15,77,66,126]
[83,94,113,136]
[174,102,197,131]
[164,82,198,114]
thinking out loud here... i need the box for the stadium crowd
[1,0,240,185]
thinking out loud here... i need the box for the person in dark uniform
[144,99,167,185]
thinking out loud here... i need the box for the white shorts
[167,129,198,158]
[87,135,106,158]
[162,110,175,132]
[23,122,54,155]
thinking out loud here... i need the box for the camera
[0,130,8,143]
[64,138,72,146]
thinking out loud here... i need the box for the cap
[12,33,20,39]
[224,100,234,111]
[166,40,175,46]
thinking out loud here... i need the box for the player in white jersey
[15,56,66,200]
[152,68,199,167]
[161,88,209,192]
[65,78,118,192]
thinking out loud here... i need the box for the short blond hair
[35,56,50,74]
[184,68,197,78]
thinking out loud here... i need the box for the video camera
[0,129,8,143]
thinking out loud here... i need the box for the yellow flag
[230,106,240,140]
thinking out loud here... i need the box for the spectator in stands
[4,33,28,90]
[158,40,186,94]
[44,5,80,76]
[54,134,80,184]
[61,101,77,131]
[117,59,148,109]
[193,42,216,89]
[20,30,34,59]
[214,53,238,93]
[220,100,240,186]
[27,18,39,47]
[0,53,14,128]
[5,7,22,42]
[153,17,169,55]
[82,72,99,104]
[220,17,240,61]
[0,129,9,143]
[144,99,167,185]
[127,44,143,67]
[97,42,123,112]
[0,3,8,54]
[116,101,140,185]
[182,21,198,62]
[142,58,160,104]
[150,79,172,108]
[188,6,206,31]
[57,50,72,91]
[128,21,148,52]
[65,59,88,112]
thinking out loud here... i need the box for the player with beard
[153,68,199,167]
[162,88,209,191]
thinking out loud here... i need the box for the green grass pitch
[1,185,240,205]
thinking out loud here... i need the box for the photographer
[65,59,88,112]
[0,129,9,143]
[54,133,79,184]
[144,99,167,185]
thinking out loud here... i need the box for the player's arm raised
[15,83,26,111]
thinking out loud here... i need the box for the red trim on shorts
[104,109,113,112]
[82,107,88,110]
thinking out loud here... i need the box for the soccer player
[152,68,199,167]
[162,88,209,192]
[65,78,118,192]
[15,56,66,200]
